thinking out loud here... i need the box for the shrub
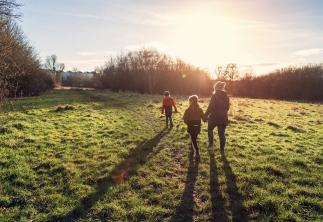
[232,64,323,101]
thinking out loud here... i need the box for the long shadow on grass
[221,152,249,222]
[171,147,199,222]
[209,150,229,222]
[49,128,170,222]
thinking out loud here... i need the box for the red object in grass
[112,169,126,184]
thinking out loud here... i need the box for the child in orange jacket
[161,91,178,128]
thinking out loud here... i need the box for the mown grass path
[0,90,322,221]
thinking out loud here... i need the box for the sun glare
[170,9,242,70]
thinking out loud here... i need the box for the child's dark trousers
[187,121,201,153]
[165,106,173,127]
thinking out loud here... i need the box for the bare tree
[226,63,239,81]
[44,54,65,85]
[0,0,53,110]
[45,54,57,72]
[57,63,65,72]
[0,0,21,19]
[216,66,227,80]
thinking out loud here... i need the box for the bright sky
[21,0,323,75]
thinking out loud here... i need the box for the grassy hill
[0,90,322,221]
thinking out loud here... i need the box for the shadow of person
[171,148,199,222]
[49,128,170,222]
[208,149,229,222]
[221,152,249,222]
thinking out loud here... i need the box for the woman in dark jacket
[205,81,230,152]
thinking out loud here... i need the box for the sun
[169,9,242,70]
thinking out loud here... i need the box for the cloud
[62,59,106,71]
[64,51,118,71]
[47,11,114,22]
[239,62,286,75]
[124,42,169,52]
[44,8,176,27]
[253,63,280,67]
[77,52,98,56]
[240,62,279,68]
[77,51,117,57]
[64,59,106,64]
[123,42,181,59]
[294,48,323,57]
[119,11,179,27]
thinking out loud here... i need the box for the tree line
[230,64,323,101]
[94,49,212,95]
[90,49,322,101]
[0,0,53,104]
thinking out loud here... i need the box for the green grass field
[0,90,322,222]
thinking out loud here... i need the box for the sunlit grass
[0,90,322,221]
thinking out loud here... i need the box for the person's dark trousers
[190,132,199,154]
[165,106,173,127]
[208,121,226,151]
[217,125,226,151]
[188,123,200,155]
[166,115,173,127]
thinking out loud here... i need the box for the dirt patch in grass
[12,122,25,130]
[286,125,305,133]
[293,159,308,168]
[234,115,251,122]
[55,105,77,112]
[270,132,289,137]
[312,157,323,165]
[299,198,322,213]
[267,121,281,128]
[261,166,285,177]
[0,127,11,134]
